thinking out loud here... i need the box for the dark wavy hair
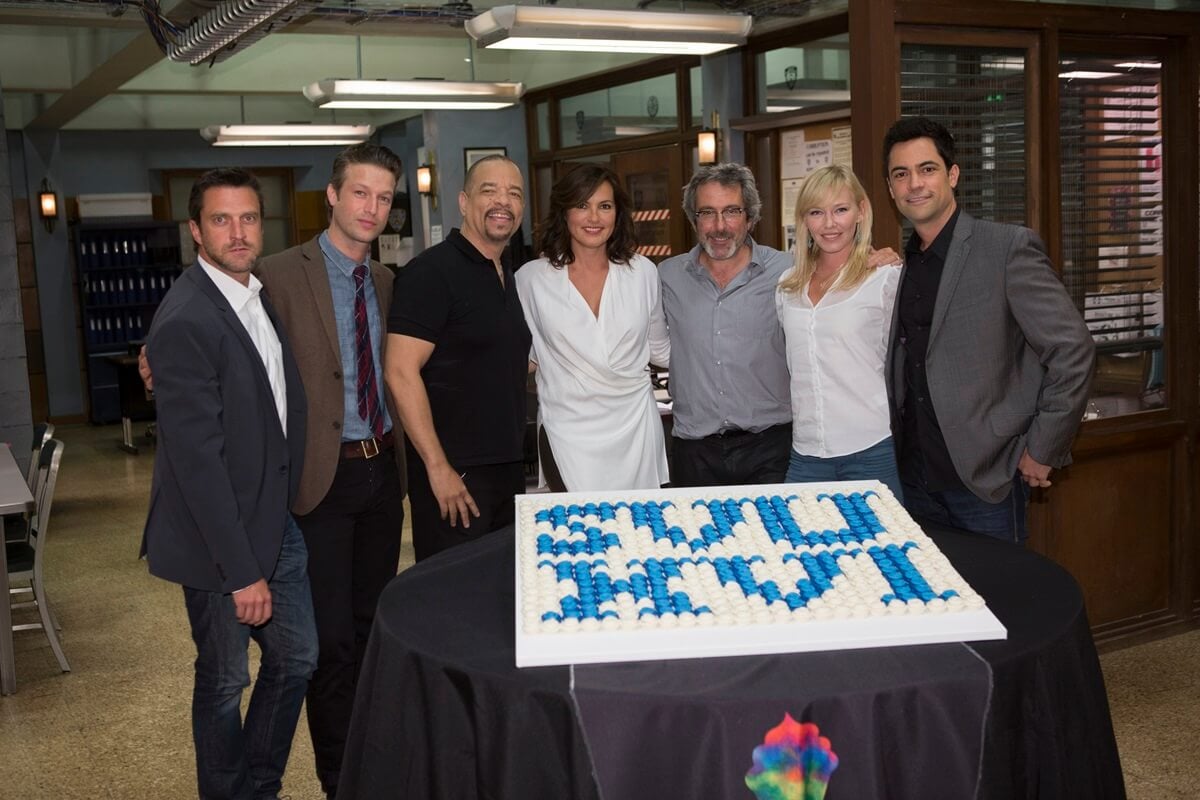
[188,167,263,224]
[533,164,637,268]
[882,116,957,178]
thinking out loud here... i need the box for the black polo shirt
[897,208,966,492]
[389,228,532,467]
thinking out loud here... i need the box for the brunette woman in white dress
[517,164,670,491]
[775,164,904,500]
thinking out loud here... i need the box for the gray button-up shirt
[659,238,792,439]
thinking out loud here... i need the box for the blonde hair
[779,164,874,296]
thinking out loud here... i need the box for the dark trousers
[293,452,404,796]
[669,423,792,488]
[183,516,318,800]
[902,473,1030,543]
[407,451,524,562]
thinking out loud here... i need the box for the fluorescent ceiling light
[1059,71,1121,80]
[304,79,524,110]
[200,124,375,147]
[465,5,751,55]
[981,57,1025,72]
[1115,61,1161,69]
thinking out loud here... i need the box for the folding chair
[7,438,70,673]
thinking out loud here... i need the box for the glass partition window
[755,34,849,114]
[690,65,703,128]
[899,44,1029,226]
[1058,54,1164,416]
[558,73,678,148]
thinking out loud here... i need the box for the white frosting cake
[513,481,1006,667]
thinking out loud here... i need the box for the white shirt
[198,258,287,437]
[775,266,900,458]
[516,255,670,491]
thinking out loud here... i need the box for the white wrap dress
[516,254,670,491]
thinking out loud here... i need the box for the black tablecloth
[339,525,1125,800]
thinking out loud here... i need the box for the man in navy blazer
[142,168,317,800]
[883,117,1094,542]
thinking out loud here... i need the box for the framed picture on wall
[464,146,507,171]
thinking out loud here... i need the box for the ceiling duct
[167,0,320,65]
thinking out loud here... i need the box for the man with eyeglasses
[658,163,795,487]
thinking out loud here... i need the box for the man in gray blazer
[142,168,317,799]
[883,117,1094,542]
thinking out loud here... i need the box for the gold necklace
[812,268,841,291]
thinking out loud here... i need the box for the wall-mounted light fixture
[466,5,751,55]
[38,178,59,232]
[697,111,721,165]
[417,163,437,210]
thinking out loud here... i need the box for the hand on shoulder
[867,246,903,269]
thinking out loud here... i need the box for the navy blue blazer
[141,263,307,593]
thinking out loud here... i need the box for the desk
[0,443,35,695]
[340,526,1125,799]
[106,353,155,454]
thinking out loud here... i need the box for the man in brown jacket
[255,143,406,799]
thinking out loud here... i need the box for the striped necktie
[353,264,384,440]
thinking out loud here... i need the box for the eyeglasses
[694,206,746,222]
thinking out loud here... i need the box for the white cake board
[514,481,1007,668]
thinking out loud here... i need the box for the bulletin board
[778,118,852,251]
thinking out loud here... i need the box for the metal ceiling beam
[26,31,167,129]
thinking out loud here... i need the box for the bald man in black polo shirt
[385,156,532,561]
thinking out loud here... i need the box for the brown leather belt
[340,430,394,460]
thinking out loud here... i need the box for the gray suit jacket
[886,212,1095,503]
[257,236,405,515]
[142,263,307,592]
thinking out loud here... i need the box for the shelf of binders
[75,220,183,352]
[74,219,183,422]
[81,266,181,349]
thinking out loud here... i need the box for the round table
[339,524,1125,800]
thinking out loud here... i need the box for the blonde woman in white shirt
[517,164,670,492]
[776,164,903,500]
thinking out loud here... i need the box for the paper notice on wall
[781,177,805,251]
[781,129,806,179]
[805,140,833,174]
[430,225,444,246]
[378,234,414,267]
[1098,244,1129,270]
[832,126,852,165]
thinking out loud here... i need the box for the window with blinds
[899,44,1028,227]
[1058,55,1164,414]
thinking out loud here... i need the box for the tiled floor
[1,423,1196,798]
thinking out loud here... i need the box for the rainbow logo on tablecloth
[745,713,839,800]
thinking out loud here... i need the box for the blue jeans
[786,437,905,503]
[902,474,1030,543]
[183,516,318,800]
